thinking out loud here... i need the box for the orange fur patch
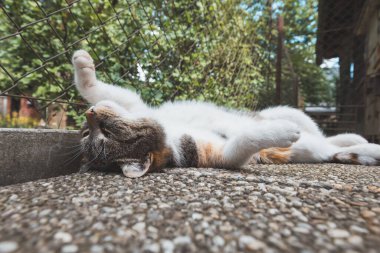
[197,142,224,167]
[256,147,292,164]
[151,147,172,170]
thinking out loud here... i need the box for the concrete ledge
[0,128,82,186]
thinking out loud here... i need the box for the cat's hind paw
[280,121,301,145]
[336,143,380,166]
[258,120,301,149]
[72,50,95,70]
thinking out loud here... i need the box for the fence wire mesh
[0,0,377,140]
[1,0,279,129]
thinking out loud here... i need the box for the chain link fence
[1,0,280,129]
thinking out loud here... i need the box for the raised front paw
[72,50,95,71]
[72,50,96,88]
[259,120,301,149]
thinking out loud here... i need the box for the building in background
[355,0,380,142]
[317,0,380,142]
[0,96,67,128]
[0,96,11,118]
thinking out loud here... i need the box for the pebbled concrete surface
[0,164,379,253]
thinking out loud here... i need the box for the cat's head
[80,103,167,177]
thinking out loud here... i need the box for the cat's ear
[120,153,154,178]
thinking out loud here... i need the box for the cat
[73,50,380,177]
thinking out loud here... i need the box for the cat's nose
[85,106,96,128]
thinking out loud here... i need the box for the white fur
[327,133,368,147]
[72,50,380,167]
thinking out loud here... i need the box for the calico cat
[73,50,380,177]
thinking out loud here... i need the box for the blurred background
[0,0,379,142]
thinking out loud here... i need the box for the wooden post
[283,45,300,108]
[276,15,284,105]
[338,35,352,114]
[294,76,300,108]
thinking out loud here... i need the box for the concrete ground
[0,164,379,253]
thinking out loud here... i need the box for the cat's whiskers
[62,143,83,149]
[56,147,83,157]
[57,149,84,168]
[103,143,107,160]
[83,146,103,168]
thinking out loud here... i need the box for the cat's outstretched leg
[332,143,380,165]
[221,120,301,167]
[253,132,338,164]
[327,133,368,147]
[72,50,148,113]
[253,132,380,166]
[257,106,323,137]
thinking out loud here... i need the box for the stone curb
[0,128,82,186]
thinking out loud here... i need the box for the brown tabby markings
[256,147,292,164]
[179,135,198,167]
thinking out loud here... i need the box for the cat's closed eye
[82,129,90,137]
[101,127,112,138]
[98,123,112,138]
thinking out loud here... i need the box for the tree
[0,0,334,128]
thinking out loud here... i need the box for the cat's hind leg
[253,132,339,164]
[221,120,300,167]
[257,106,323,137]
[72,50,148,113]
[253,133,380,166]
[327,133,368,147]
[332,143,380,165]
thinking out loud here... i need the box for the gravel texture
[0,164,379,253]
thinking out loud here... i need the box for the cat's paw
[339,143,380,166]
[275,120,301,147]
[73,50,96,88]
[259,120,300,149]
[72,50,95,70]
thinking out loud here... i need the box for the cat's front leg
[223,120,300,167]
[72,50,100,103]
[72,50,148,113]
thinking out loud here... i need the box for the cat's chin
[120,153,154,178]
[121,163,149,178]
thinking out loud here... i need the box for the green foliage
[280,0,335,106]
[0,0,334,128]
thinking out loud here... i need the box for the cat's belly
[153,101,256,136]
